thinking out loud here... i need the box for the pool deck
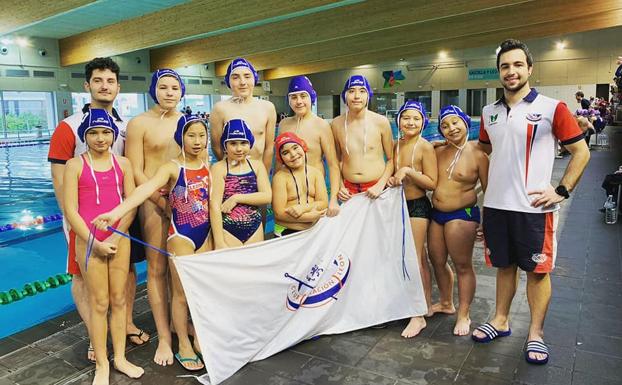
[1,127,621,385]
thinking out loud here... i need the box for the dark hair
[496,39,533,69]
[575,91,584,97]
[84,57,120,82]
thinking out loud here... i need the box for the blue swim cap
[149,69,185,104]
[78,108,119,143]
[438,105,471,137]
[221,119,255,150]
[341,75,373,104]
[288,76,317,105]
[225,58,259,88]
[174,115,208,147]
[396,100,428,130]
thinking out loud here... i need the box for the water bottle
[604,195,618,224]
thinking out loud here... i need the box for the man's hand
[528,185,565,208]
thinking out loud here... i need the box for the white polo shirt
[48,104,127,163]
[479,88,583,214]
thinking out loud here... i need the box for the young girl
[272,132,328,236]
[428,106,488,336]
[63,109,143,385]
[93,115,210,371]
[387,100,437,338]
[210,119,271,249]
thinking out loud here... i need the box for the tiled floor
[1,127,620,385]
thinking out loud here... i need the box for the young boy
[272,132,328,236]
[428,106,488,336]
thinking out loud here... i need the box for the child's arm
[271,172,292,222]
[92,162,172,230]
[319,120,341,215]
[63,159,92,243]
[405,142,438,190]
[113,157,137,233]
[223,160,272,208]
[291,170,329,222]
[209,162,226,249]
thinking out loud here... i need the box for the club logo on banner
[285,253,351,311]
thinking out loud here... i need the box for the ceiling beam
[0,0,94,35]
[151,0,520,71]
[263,8,622,79]
[59,0,339,67]
[220,0,620,77]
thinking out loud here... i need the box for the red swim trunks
[344,179,379,195]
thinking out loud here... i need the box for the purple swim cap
[288,76,317,105]
[149,69,185,104]
[341,75,373,104]
[225,58,259,88]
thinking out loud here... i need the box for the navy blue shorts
[483,207,557,273]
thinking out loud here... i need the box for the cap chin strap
[446,135,468,180]
[86,148,123,205]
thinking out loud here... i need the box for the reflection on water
[0,144,60,242]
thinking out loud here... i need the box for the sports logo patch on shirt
[531,253,547,263]
[526,113,542,122]
[489,114,498,125]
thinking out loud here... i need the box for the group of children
[62,58,489,384]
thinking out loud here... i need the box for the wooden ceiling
[0,0,94,35]
[7,0,622,79]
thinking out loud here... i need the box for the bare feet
[453,316,471,336]
[427,302,456,316]
[153,340,174,366]
[401,316,426,338]
[87,342,96,363]
[92,363,109,385]
[126,325,150,346]
[114,358,144,379]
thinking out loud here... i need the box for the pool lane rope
[0,273,72,305]
[0,213,63,233]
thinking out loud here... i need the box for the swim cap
[221,119,255,150]
[575,109,589,117]
[341,75,373,104]
[78,108,119,143]
[275,132,308,163]
[174,114,208,147]
[288,76,317,105]
[438,105,471,137]
[149,69,186,104]
[225,58,259,88]
[396,100,428,130]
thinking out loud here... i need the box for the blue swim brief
[431,205,480,225]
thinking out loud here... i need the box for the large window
[0,91,56,140]
[182,94,212,115]
[440,90,459,108]
[71,93,148,119]
[405,91,432,117]
[466,89,487,116]
[373,93,398,116]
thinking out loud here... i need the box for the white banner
[172,187,427,385]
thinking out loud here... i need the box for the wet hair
[575,91,584,98]
[85,57,120,82]
[496,39,533,69]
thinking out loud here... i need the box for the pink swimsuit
[78,153,123,241]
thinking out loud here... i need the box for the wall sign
[468,68,499,80]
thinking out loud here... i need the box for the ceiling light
[438,51,448,59]
[15,37,29,47]
[1,38,12,45]
[556,41,566,50]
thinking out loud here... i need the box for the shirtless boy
[387,100,437,338]
[125,69,185,366]
[210,58,276,173]
[428,106,488,336]
[331,75,394,201]
[278,76,339,216]
[272,132,328,236]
